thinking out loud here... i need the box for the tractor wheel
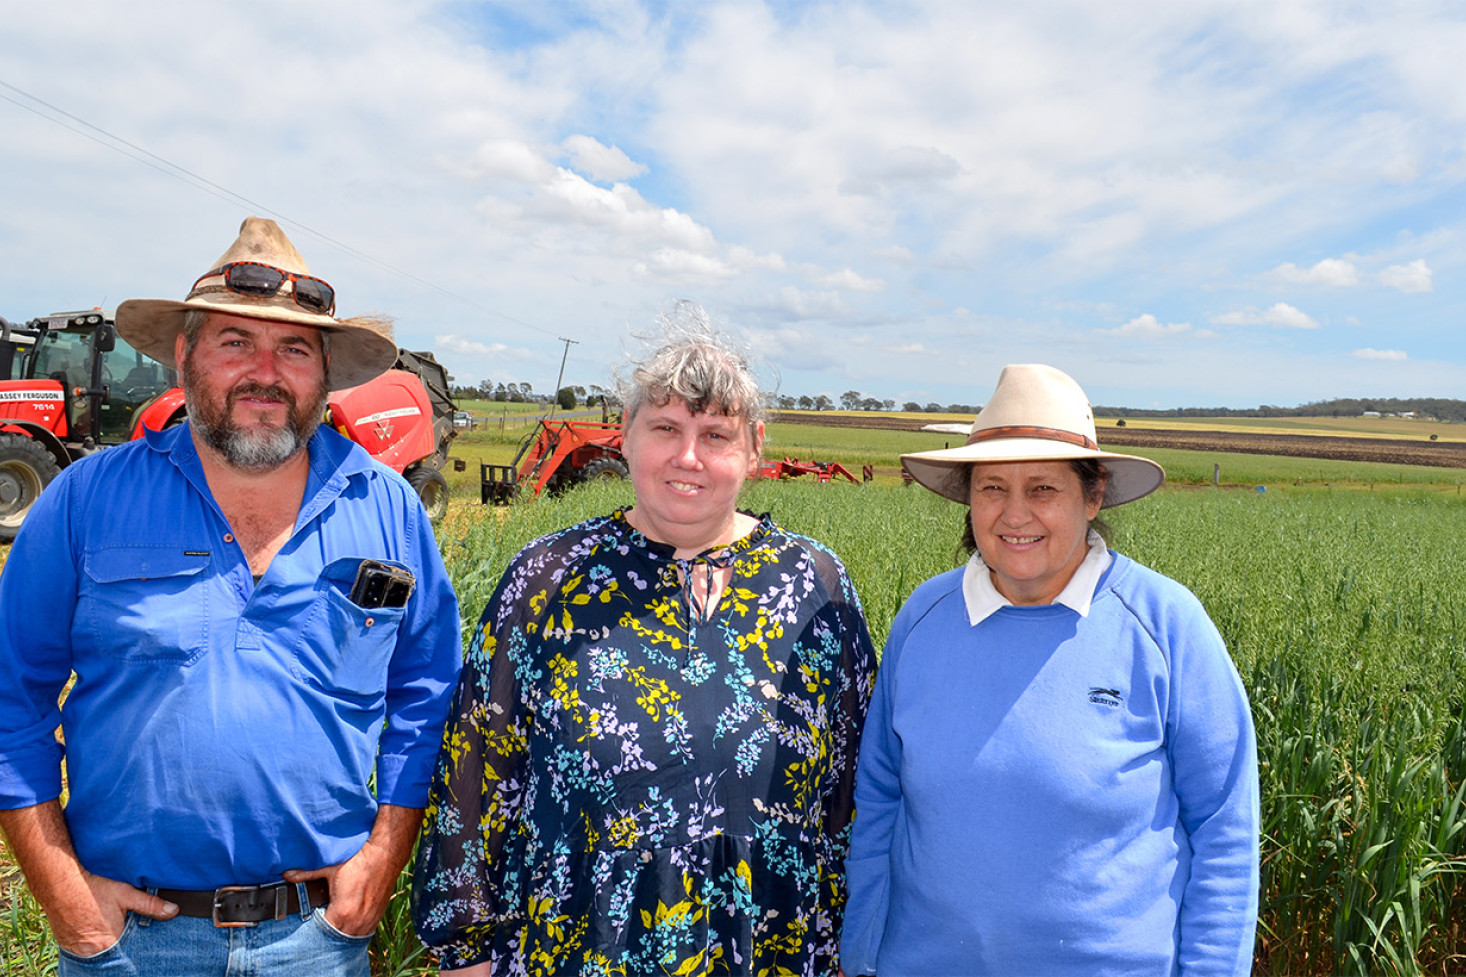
[580,456,630,482]
[407,467,450,523]
[0,435,62,543]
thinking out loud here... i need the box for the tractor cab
[4,311,177,446]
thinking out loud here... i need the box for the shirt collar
[145,420,369,471]
[145,422,371,528]
[962,529,1113,625]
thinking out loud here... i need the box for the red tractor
[479,415,871,504]
[0,309,462,542]
[754,457,867,483]
[481,417,628,504]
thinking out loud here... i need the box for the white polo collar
[962,529,1112,625]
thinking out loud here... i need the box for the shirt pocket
[295,557,407,698]
[79,547,212,663]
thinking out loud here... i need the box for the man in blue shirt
[0,217,462,975]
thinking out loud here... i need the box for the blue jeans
[55,885,371,976]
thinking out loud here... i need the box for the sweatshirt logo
[1088,687,1122,708]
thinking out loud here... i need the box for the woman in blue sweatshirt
[841,364,1259,977]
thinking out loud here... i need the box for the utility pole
[549,336,578,418]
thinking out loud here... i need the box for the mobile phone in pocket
[348,560,416,609]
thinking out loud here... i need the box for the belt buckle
[211,884,261,929]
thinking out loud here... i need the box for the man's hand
[284,804,422,938]
[283,842,395,937]
[0,801,178,956]
[51,871,179,956]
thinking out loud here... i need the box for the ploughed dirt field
[770,412,1466,469]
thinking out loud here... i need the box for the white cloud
[1378,259,1433,293]
[457,139,557,184]
[841,146,963,196]
[748,326,843,372]
[1095,313,1214,339]
[1353,348,1408,361]
[873,245,916,265]
[434,334,523,358]
[432,333,537,386]
[1268,258,1359,287]
[727,246,790,273]
[631,248,737,283]
[763,286,851,319]
[538,170,716,249]
[562,135,648,184]
[1210,303,1321,329]
[815,268,887,292]
[4,2,1466,409]
[475,167,722,261]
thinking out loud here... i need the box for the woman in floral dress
[413,312,876,976]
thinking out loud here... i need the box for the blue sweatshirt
[841,552,1259,976]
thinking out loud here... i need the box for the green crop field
[1098,414,1465,442]
[430,479,1466,975]
[443,479,1466,976]
[774,408,1466,443]
[444,418,1466,495]
[1122,446,1466,492]
[6,448,1466,974]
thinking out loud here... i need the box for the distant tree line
[450,379,1461,422]
[1094,397,1466,422]
[451,380,616,408]
[451,380,538,403]
[768,391,981,414]
[766,391,1466,420]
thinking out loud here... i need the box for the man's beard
[182,358,330,473]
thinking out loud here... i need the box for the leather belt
[155,879,330,928]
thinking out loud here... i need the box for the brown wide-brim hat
[901,363,1165,509]
[115,217,397,390]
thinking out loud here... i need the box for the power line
[0,77,564,340]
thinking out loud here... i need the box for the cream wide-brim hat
[901,363,1165,509]
[115,217,397,391]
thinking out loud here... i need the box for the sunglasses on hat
[192,261,336,316]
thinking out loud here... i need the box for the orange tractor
[480,416,869,504]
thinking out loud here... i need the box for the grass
[8,438,1466,974]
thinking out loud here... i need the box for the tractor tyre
[580,456,630,482]
[0,435,62,543]
[407,466,450,523]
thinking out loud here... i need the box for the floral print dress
[413,509,876,976]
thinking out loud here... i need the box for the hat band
[966,424,1098,451]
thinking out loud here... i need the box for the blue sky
[2,1,1464,410]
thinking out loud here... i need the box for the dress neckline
[611,507,774,562]
[611,507,776,627]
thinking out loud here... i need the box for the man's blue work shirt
[0,423,462,889]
